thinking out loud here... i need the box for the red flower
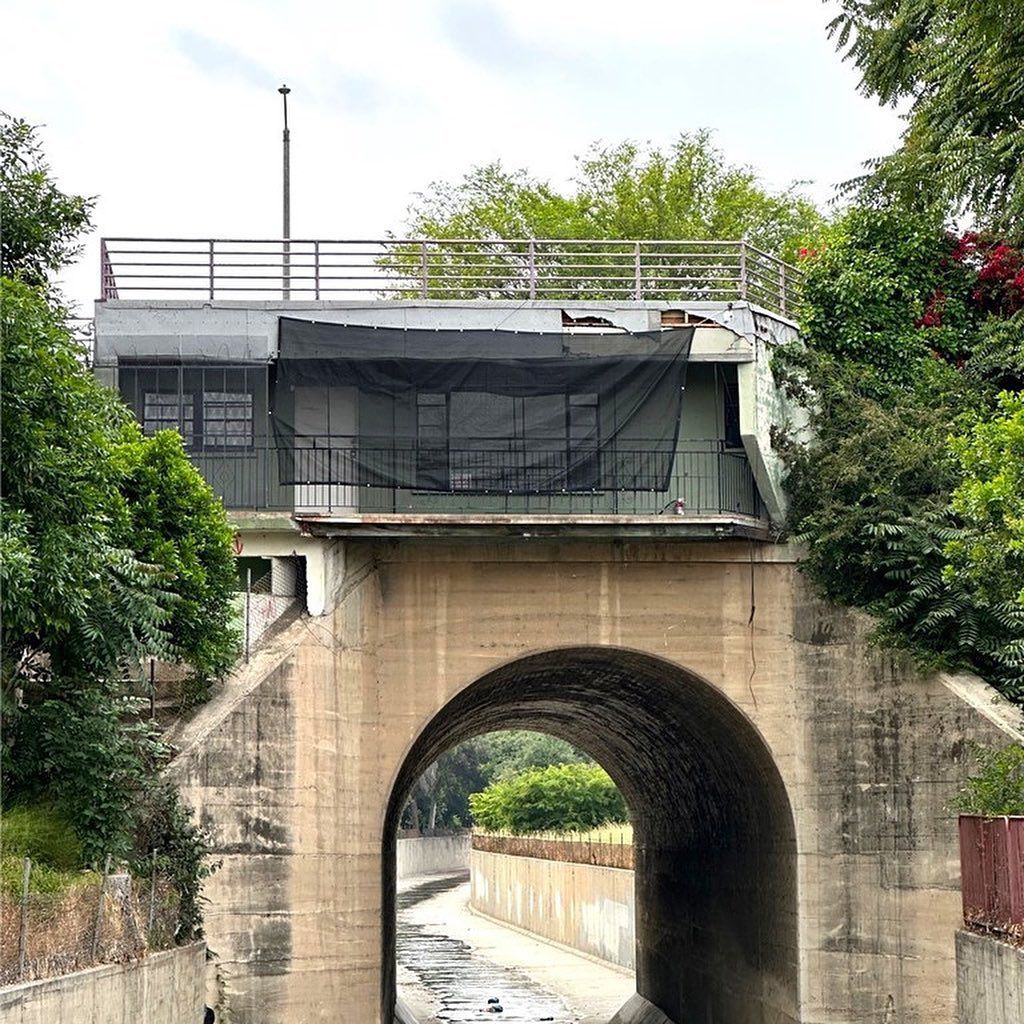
[916,288,947,328]
[951,231,981,262]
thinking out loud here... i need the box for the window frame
[413,389,601,493]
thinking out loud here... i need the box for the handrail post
[779,262,787,317]
[208,240,215,300]
[739,242,748,302]
[528,239,536,300]
[634,242,642,300]
[420,241,429,299]
[314,241,321,300]
[100,240,109,300]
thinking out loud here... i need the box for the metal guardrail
[959,815,1024,937]
[186,439,762,518]
[99,237,801,317]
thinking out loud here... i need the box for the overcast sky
[2,0,904,314]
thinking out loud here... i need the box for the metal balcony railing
[99,238,802,318]
[185,439,763,519]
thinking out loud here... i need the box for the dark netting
[272,319,694,493]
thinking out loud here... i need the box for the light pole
[279,84,291,299]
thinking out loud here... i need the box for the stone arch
[382,646,799,1024]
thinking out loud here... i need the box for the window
[144,392,194,444]
[721,369,742,449]
[203,391,254,447]
[128,366,263,451]
[416,393,449,488]
[567,393,599,489]
[415,390,600,492]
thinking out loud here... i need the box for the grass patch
[1,803,83,869]
[0,856,100,899]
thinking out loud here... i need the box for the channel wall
[470,847,635,969]
[397,834,471,880]
[0,941,206,1024]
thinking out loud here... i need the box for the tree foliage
[401,131,823,262]
[778,205,1024,700]
[118,430,239,683]
[0,280,239,689]
[1,117,235,936]
[946,392,1024,607]
[0,113,93,287]
[405,731,588,831]
[952,743,1024,816]
[469,762,628,834]
[828,1,1024,227]
[478,730,588,782]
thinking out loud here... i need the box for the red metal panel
[1009,818,1024,925]
[959,815,1024,934]
[960,815,984,924]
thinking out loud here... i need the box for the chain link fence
[237,559,300,662]
[0,856,180,985]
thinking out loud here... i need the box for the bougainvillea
[778,207,1024,703]
[947,232,1024,318]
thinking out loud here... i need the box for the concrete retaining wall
[470,847,635,969]
[0,941,206,1024]
[956,930,1024,1024]
[396,834,470,879]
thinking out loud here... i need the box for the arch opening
[383,647,799,1024]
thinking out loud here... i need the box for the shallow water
[397,874,576,1022]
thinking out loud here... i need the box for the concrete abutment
[170,538,1024,1024]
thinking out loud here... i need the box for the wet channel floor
[397,874,577,1023]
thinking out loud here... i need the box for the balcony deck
[195,440,768,539]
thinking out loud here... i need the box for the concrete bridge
[165,538,1021,1024]
[94,247,1023,1024]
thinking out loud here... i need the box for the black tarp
[272,319,694,493]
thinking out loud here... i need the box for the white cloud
[0,0,903,313]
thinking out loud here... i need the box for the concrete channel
[397,873,606,1023]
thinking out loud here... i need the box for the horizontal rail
[178,438,763,519]
[99,237,801,317]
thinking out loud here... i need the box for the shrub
[469,762,628,834]
[952,744,1024,816]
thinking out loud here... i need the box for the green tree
[946,392,1024,608]
[118,430,239,683]
[1,117,236,931]
[408,132,822,259]
[796,206,977,389]
[828,0,1024,227]
[405,731,589,831]
[777,207,1024,700]
[387,132,823,298]
[469,762,628,834]
[479,730,588,782]
[0,113,93,286]
[0,281,239,690]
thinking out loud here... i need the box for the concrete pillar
[270,556,298,598]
